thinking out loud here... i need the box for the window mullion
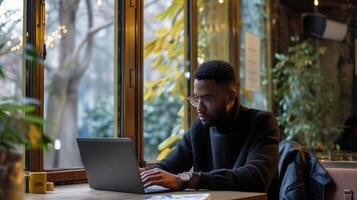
[230,0,240,82]
[186,0,198,126]
[122,0,143,161]
[25,0,45,172]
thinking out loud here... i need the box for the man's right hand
[140,168,182,190]
[139,168,145,173]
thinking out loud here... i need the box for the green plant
[81,99,114,138]
[273,37,341,149]
[0,49,51,150]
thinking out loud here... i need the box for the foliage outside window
[143,0,231,161]
[44,0,115,169]
[143,0,187,161]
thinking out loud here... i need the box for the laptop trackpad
[145,185,170,193]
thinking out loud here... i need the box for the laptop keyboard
[144,185,170,193]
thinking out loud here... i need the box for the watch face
[178,172,190,182]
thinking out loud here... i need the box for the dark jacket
[150,104,280,192]
[269,141,332,200]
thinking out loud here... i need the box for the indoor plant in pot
[0,64,51,199]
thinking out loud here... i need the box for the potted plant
[273,36,341,151]
[0,61,51,199]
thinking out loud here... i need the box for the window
[0,0,23,97]
[43,0,116,169]
[142,0,233,162]
[143,0,188,161]
[197,0,230,64]
[239,0,270,110]
[18,0,277,183]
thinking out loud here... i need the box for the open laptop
[77,138,170,194]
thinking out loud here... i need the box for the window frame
[142,0,241,165]
[25,0,274,183]
[25,0,127,183]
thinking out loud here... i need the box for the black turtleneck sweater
[149,103,280,192]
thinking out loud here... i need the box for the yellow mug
[29,172,47,194]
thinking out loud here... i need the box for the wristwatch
[176,171,192,190]
[176,171,201,190]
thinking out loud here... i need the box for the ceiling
[279,0,357,13]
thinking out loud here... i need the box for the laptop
[77,137,170,194]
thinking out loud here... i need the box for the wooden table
[25,184,267,200]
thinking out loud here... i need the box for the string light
[10,36,22,52]
[218,0,224,4]
[8,24,68,52]
[45,25,68,49]
[314,0,319,6]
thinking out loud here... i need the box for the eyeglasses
[187,90,229,107]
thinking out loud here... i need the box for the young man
[140,60,279,192]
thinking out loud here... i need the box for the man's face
[193,79,230,127]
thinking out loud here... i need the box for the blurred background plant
[0,43,51,200]
[80,99,114,138]
[0,47,51,151]
[273,37,342,151]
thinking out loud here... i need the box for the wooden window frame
[25,0,274,183]
[24,0,131,184]
[141,0,245,166]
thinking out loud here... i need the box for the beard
[200,104,228,127]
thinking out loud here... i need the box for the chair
[268,141,332,200]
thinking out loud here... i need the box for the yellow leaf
[144,38,159,59]
[151,56,163,69]
[178,106,185,118]
[158,134,180,151]
[152,37,166,54]
[155,28,169,36]
[156,147,174,161]
[144,87,152,101]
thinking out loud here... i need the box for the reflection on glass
[0,0,23,97]
[44,0,115,169]
[239,0,268,110]
[197,0,230,64]
[143,0,188,161]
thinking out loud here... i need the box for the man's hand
[140,168,182,190]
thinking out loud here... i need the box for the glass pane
[197,0,230,64]
[44,0,115,169]
[143,0,188,161]
[0,0,23,97]
[239,0,269,110]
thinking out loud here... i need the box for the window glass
[197,0,230,64]
[239,0,269,110]
[143,0,188,161]
[0,0,23,97]
[44,0,115,169]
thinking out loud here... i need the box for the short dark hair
[194,60,237,88]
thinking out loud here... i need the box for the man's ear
[230,90,237,103]
[226,90,236,105]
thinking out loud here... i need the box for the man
[140,60,279,192]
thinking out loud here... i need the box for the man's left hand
[140,168,181,190]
